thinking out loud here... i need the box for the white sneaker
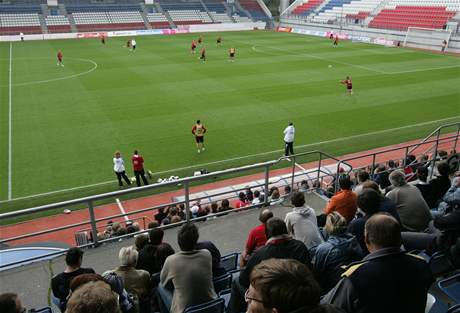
[202,147,205,151]
[198,149,200,153]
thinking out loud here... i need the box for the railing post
[291,156,296,191]
[264,164,270,206]
[453,124,460,153]
[87,201,99,247]
[430,137,440,180]
[184,181,190,222]
[317,152,322,184]
[371,154,376,178]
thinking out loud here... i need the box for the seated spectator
[353,169,370,195]
[102,271,136,313]
[252,190,261,205]
[137,228,174,275]
[228,218,311,313]
[386,170,431,232]
[246,259,343,313]
[285,191,323,249]
[196,241,227,278]
[240,209,273,267]
[348,188,381,254]
[235,192,249,209]
[155,243,176,272]
[269,189,283,205]
[51,247,95,312]
[427,161,451,209]
[147,221,159,229]
[69,273,104,293]
[322,214,432,313]
[218,199,234,213]
[155,207,167,225]
[436,174,460,216]
[360,181,400,222]
[134,234,149,251]
[190,202,200,217]
[65,280,121,313]
[113,246,151,313]
[299,179,310,192]
[245,187,254,202]
[313,212,363,293]
[324,175,357,223]
[159,223,216,313]
[373,164,391,190]
[411,165,432,202]
[210,202,218,215]
[0,293,25,313]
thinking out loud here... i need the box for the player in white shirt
[283,122,295,156]
[131,38,137,52]
[113,151,132,187]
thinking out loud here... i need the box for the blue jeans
[228,272,247,313]
[157,285,173,313]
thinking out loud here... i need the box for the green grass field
[0,30,459,212]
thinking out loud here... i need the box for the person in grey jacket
[285,192,323,249]
[313,212,364,294]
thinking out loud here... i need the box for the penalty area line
[0,115,459,203]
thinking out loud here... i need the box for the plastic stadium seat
[429,251,454,276]
[29,308,52,313]
[213,273,232,294]
[438,273,460,303]
[220,253,239,272]
[447,304,460,313]
[425,293,435,313]
[183,298,225,313]
[218,289,231,309]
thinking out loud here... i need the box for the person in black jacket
[228,217,310,313]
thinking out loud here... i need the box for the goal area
[403,27,452,52]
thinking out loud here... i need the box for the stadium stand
[45,15,71,33]
[311,0,382,24]
[291,0,326,16]
[146,11,171,29]
[369,1,458,31]
[0,12,42,35]
[238,0,271,21]
[167,10,213,25]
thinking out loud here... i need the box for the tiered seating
[65,4,141,13]
[0,13,41,35]
[45,15,71,33]
[168,10,213,25]
[106,11,145,29]
[211,12,234,23]
[291,0,325,16]
[158,0,206,12]
[238,0,270,21]
[232,14,253,22]
[0,4,42,13]
[312,0,382,23]
[202,0,234,23]
[369,4,457,31]
[146,12,170,29]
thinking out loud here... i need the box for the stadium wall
[0,22,266,42]
[278,19,460,53]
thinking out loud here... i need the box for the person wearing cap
[51,247,95,312]
[283,122,295,156]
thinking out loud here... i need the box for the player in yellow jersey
[191,120,207,153]
[229,47,236,62]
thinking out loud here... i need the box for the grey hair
[118,246,138,267]
[389,170,407,187]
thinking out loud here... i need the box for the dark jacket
[239,235,310,288]
[426,175,451,208]
[196,241,227,278]
[322,247,432,313]
[313,233,364,293]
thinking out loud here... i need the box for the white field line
[116,198,129,221]
[248,41,460,75]
[1,115,458,203]
[8,42,13,200]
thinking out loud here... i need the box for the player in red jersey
[191,40,197,54]
[341,76,353,95]
[329,33,334,40]
[200,47,206,63]
[57,49,64,67]
[126,39,131,49]
[229,47,236,62]
[100,34,106,45]
[333,35,339,47]
[192,120,207,153]
[216,36,222,46]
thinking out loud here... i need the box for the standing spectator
[51,247,95,312]
[322,214,432,313]
[192,120,207,153]
[158,223,216,313]
[113,151,132,188]
[65,280,122,313]
[113,246,151,313]
[132,150,148,187]
[228,218,311,313]
[285,192,323,249]
[0,293,25,313]
[324,175,357,223]
[246,259,343,313]
[386,170,431,232]
[137,228,174,275]
[283,122,295,156]
[240,209,273,267]
[313,212,364,294]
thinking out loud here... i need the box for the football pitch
[0,30,459,211]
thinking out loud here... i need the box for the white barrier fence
[0,22,266,42]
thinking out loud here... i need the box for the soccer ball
[130,177,136,183]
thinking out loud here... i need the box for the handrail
[408,122,460,155]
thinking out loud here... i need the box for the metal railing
[1,123,459,256]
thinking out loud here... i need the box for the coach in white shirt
[283,122,295,156]
[113,151,132,187]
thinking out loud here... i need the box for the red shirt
[245,224,267,254]
[132,155,144,171]
[57,51,63,59]
[192,124,206,136]
[191,41,196,49]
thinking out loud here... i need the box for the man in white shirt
[113,151,132,187]
[283,122,295,156]
[131,38,137,51]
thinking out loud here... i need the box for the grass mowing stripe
[8,42,12,200]
[1,114,457,204]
